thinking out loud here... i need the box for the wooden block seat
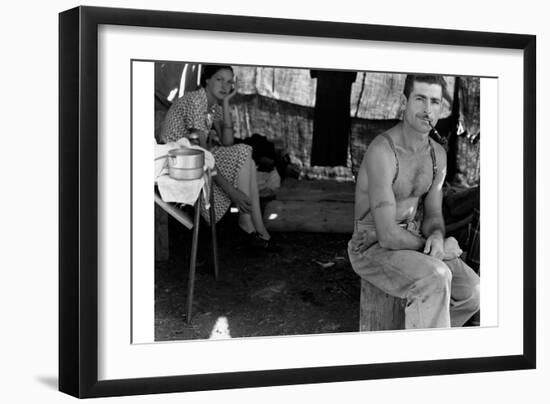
[359,278,406,331]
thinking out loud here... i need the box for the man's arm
[421,144,447,258]
[366,139,425,251]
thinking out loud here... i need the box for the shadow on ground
[35,376,58,390]
[155,212,360,341]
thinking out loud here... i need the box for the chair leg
[209,187,219,281]
[186,198,201,323]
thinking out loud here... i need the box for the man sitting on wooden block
[348,74,480,329]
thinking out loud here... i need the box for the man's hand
[443,236,463,260]
[424,233,445,260]
[229,189,252,214]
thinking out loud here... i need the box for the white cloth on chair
[154,138,215,207]
[156,175,205,207]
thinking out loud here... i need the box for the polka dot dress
[160,88,252,223]
[161,88,222,142]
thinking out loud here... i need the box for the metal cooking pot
[167,148,204,169]
[167,148,205,180]
[168,166,204,181]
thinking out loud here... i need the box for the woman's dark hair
[200,64,234,87]
[403,74,450,102]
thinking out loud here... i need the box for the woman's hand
[443,236,463,260]
[188,129,208,148]
[207,129,219,148]
[223,78,238,104]
[229,189,252,214]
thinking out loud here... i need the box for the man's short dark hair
[403,74,449,100]
[200,64,234,87]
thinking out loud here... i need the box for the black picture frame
[59,5,536,399]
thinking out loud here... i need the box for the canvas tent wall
[154,63,480,187]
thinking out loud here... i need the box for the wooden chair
[154,172,219,323]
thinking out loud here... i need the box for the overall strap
[428,138,438,187]
[358,133,404,220]
[357,133,401,223]
[381,133,399,185]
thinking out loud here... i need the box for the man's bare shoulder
[365,129,398,159]
[359,130,400,184]
[431,140,448,166]
[357,132,396,193]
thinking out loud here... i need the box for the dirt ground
[155,212,360,341]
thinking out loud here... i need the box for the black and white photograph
[50,3,539,401]
[151,62,483,341]
[3,0,548,401]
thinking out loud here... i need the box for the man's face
[401,81,443,134]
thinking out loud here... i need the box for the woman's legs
[236,153,271,240]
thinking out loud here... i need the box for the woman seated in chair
[161,64,271,248]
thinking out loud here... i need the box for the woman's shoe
[237,228,266,248]
[237,227,273,250]
[249,232,270,249]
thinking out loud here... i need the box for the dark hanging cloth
[310,70,357,166]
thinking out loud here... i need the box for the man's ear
[399,94,407,110]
